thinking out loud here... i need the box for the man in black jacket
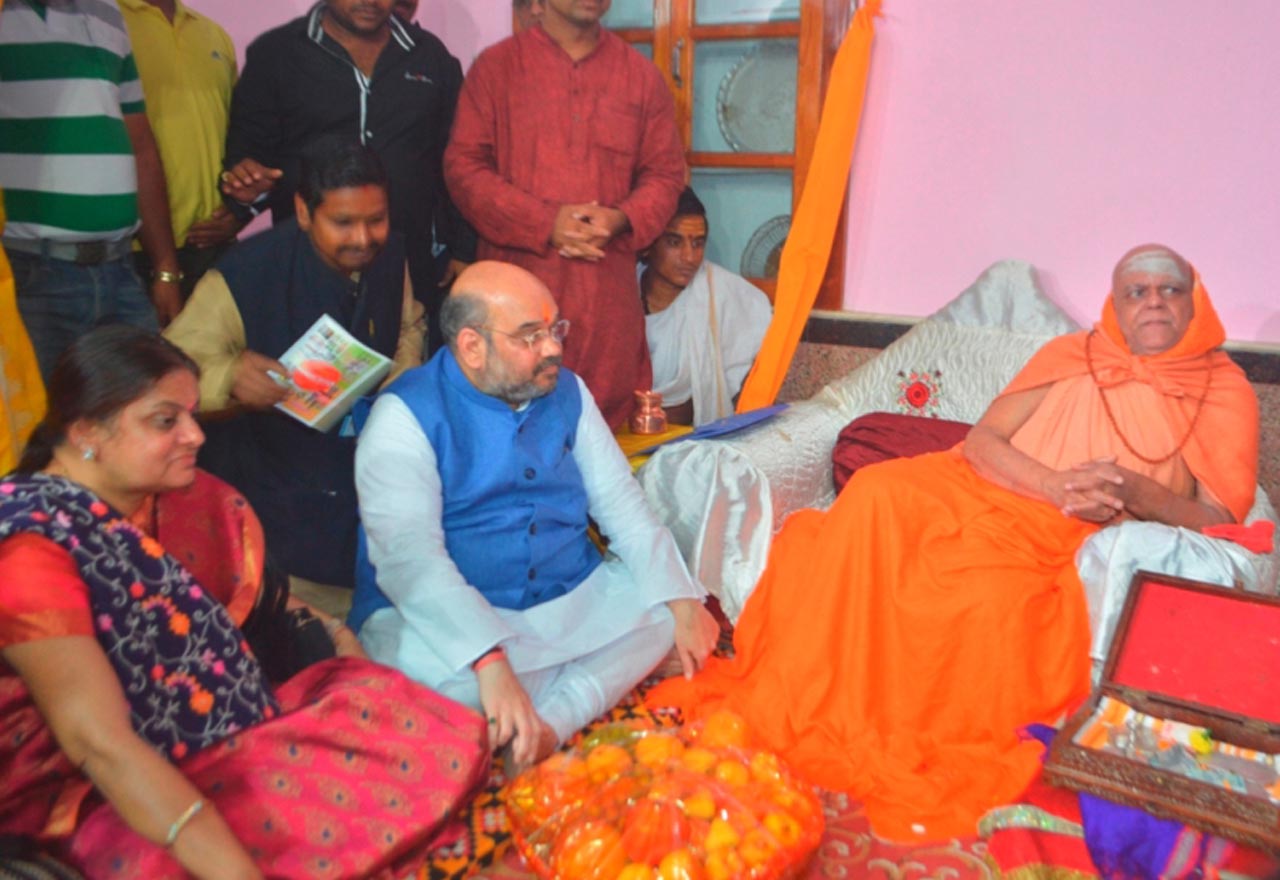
[220,0,471,350]
[170,142,424,588]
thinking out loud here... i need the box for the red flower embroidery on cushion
[905,381,931,408]
[896,369,943,416]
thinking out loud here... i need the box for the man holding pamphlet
[166,141,424,587]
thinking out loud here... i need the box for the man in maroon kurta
[443,0,686,428]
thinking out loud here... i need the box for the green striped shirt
[0,0,146,242]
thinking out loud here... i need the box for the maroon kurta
[444,26,686,428]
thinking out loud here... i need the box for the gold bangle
[165,797,205,848]
[154,269,185,284]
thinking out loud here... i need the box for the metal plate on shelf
[741,214,790,278]
[716,41,797,153]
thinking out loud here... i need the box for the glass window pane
[688,169,791,279]
[605,0,655,29]
[692,38,796,154]
[695,0,800,25]
[630,41,654,61]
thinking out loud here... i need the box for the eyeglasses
[479,318,571,350]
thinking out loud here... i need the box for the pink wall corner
[844,1,1280,343]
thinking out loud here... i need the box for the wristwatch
[154,269,185,284]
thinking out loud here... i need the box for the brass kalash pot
[629,390,668,435]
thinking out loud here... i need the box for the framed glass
[604,0,656,29]
[692,38,798,153]
[695,0,801,25]
[689,168,792,279]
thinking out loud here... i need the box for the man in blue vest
[350,260,717,770]
[165,141,424,587]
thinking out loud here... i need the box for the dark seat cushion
[832,412,973,493]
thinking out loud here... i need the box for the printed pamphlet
[273,314,390,432]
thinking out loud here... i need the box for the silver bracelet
[165,797,206,848]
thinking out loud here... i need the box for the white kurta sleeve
[569,375,706,605]
[355,394,516,673]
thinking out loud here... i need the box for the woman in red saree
[0,326,489,879]
[650,244,1258,841]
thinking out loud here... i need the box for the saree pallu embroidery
[65,659,490,880]
[0,473,278,756]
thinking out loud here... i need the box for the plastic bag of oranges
[503,710,823,880]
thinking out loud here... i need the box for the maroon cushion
[832,412,973,493]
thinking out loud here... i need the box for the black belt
[3,236,134,265]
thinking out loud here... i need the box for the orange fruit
[656,847,706,880]
[702,817,740,852]
[550,820,627,880]
[712,758,750,787]
[681,787,717,820]
[621,798,691,866]
[703,848,747,880]
[762,811,803,848]
[748,751,783,783]
[586,742,634,783]
[634,732,685,767]
[680,747,718,775]
[697,710,748,750]
[738,827,781,868]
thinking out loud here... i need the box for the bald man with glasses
[350,261,718,772]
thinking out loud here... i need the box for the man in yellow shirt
[0,193,47,473]
[0,0,47,473]
[120,0,239,300]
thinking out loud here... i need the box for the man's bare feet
[501,720,559,779]
[650,646,686,680]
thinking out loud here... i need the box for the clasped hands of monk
[1050,456,1133,523]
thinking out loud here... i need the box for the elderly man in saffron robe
[650,244,1258,842]
[443,0,686,429]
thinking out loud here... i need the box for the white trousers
[359,562,677,742]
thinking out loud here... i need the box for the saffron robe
[444,26,686,428]
[649,274,1257,841]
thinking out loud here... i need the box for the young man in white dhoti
[350,260,719,769]
[640,188,773,426]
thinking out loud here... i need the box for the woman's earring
[82,447,96,462]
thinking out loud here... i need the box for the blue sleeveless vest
[349,349,602,632]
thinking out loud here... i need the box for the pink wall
[207,1,1280,343]
[845,1,1280,343]
[212,0,508,69]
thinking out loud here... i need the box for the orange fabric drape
[649,450,1097,842]
[736,0,881,412]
